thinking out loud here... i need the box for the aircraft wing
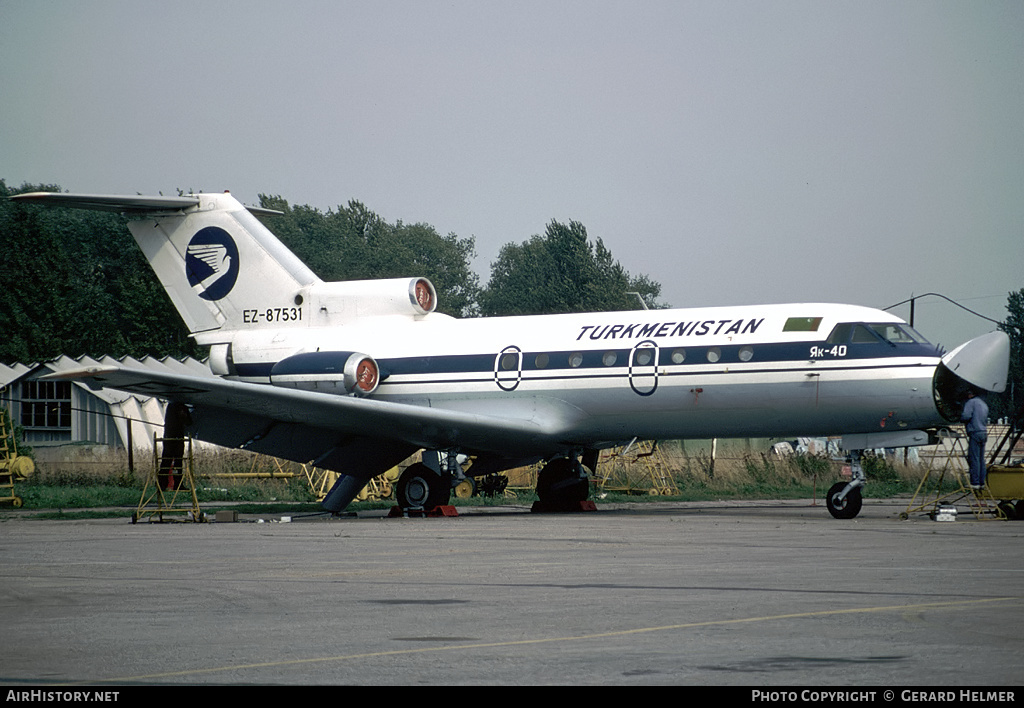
[43,364,579,472]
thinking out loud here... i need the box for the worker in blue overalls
[961,388,990,490]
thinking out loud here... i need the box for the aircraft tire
[536,458,589,505]
[396,463,451,511]
[454,479,476,499]
[825,482,862,519]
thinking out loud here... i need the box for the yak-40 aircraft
[12,191,1010,518]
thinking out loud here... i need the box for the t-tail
[10,190,439,353]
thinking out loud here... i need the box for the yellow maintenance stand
[596,440,679,496]
[0,407,33,508]
[902,428,1010,521]
[132,434,205,523]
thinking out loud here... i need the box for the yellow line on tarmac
[93,596,1021,684]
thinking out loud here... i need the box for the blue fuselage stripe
[235,340,940,382]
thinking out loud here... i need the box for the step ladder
[0,407,28,508]
[902,430,1006,520]
[132,434,205,523]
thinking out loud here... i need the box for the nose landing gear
[826,451,866,519]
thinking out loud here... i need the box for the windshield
[869,323,930,345]
[827,322,931,345]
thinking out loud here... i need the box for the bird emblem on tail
[185,227,239,301]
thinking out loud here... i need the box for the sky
[2,0,1021,351]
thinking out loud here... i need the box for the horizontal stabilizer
[10,192,281,216]
[11,192,200,212]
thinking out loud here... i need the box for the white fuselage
[223,301,944,451]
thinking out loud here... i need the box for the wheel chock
[531,500,597,513]
[388,504,459,518]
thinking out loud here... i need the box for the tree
[999,288,1024,417]
[259,195,480,317]
[479,219,662,316]
[0,180,200,363]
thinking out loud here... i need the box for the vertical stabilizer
[126,192,320,335]
[12,191,322,336]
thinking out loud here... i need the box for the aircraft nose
[932,330,1009,422]
[940,330,1010,394]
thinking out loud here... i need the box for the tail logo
[186,227,239,301]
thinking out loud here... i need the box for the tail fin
[12,191,320,336]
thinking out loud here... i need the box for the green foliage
[0,179,201,363]
[789,453,832,478]
[258,195,481,317]
[998,288,1024,418]
[861,452,900,483]
[479,219,663,316]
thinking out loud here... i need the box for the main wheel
[826,482,862,519]
[396,463,451,510]
[536,458,589,505]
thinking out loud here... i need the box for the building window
[21,380,72,430]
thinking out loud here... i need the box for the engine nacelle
[270,351,380,396]
[304,277,437,324]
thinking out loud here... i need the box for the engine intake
[271,351,381,396]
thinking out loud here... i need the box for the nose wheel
[826,482,863,519]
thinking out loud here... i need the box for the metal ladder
[902,431,1005,520]
[0,408,25,508]
[132,434,204,523]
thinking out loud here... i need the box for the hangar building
[0,355,211,469]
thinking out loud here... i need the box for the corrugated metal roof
[1,356,214,451]
[2,355,212,397]
[0,362,32,388]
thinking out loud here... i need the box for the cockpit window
[869,323,930,344]
[827,322,931,345]
[852,325,880,343]
[826,324,852,344]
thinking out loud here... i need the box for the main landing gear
[533,456,593,512]
[395,460,451,511]
[826,451,866,520]
[392,450,596,514]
